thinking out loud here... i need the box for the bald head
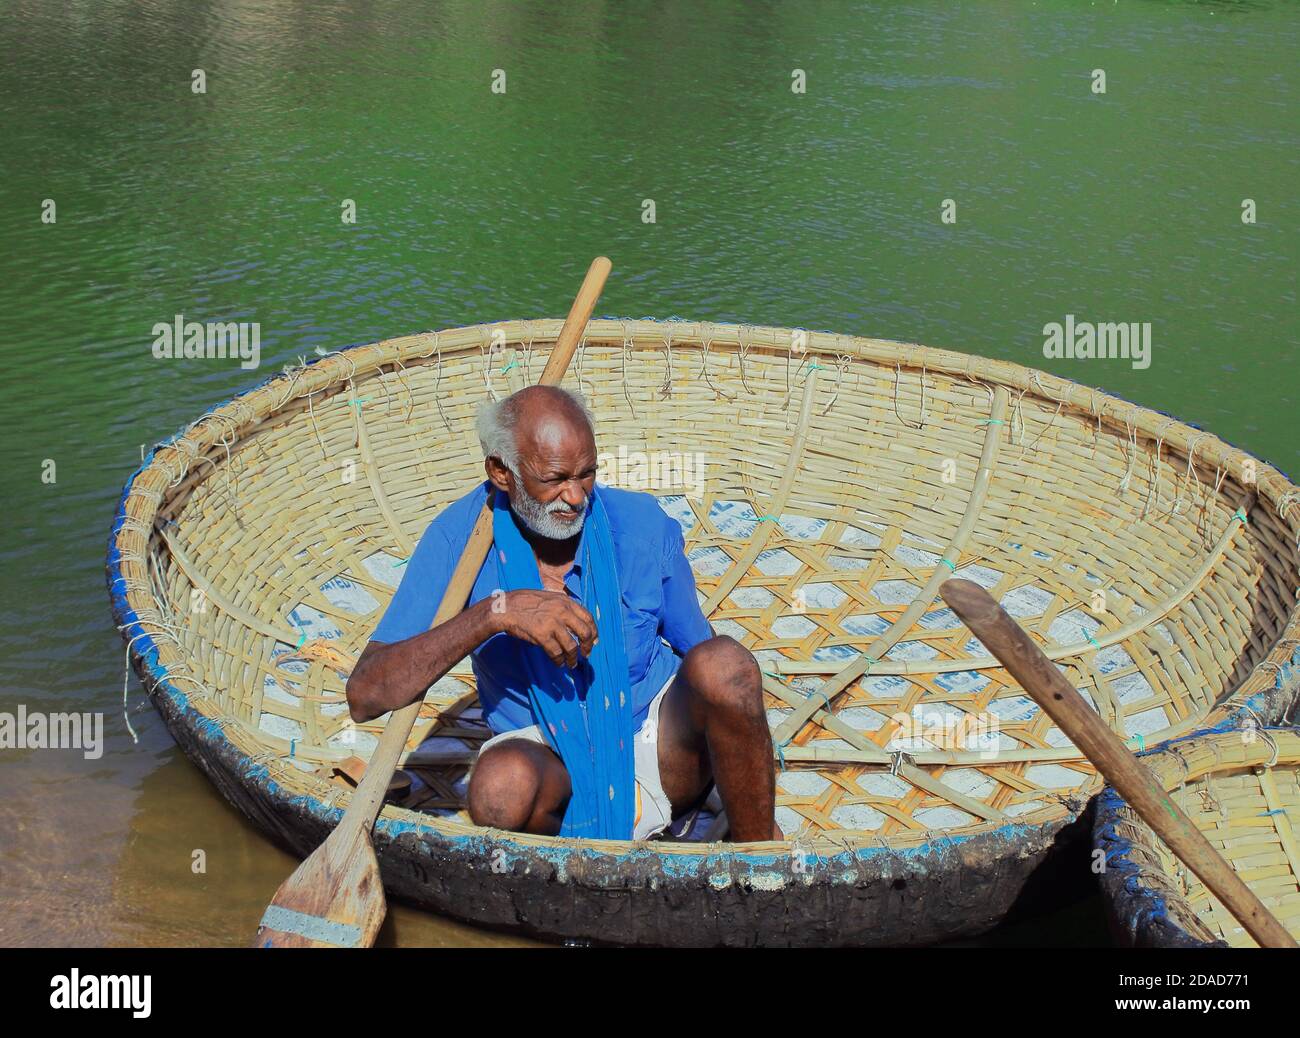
[476,386,595,471]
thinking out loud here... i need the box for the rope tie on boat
[1080,626,1101,650]
[1125,733,1146,753]
[574,333,597,401]
[272,362,306,410]
[658,328,674,400]
[116,514,154,538]
[805,688,833,711]
[1117,410,1139,495]
[892,360,928,429]
[1171,431,1206,518]
[389,356,417,423]
[735,324,754,394]
[699,324,734,403]
[1017,399,1064,460]
[1261,726,1280,769]
[166,434,201,480]
[304,386,329,464]
[1089,389,1103,458]
[1141,433,1165,519]
[619,323,641,416]
[518,321,536,381]
[481,333,503,400]
[1171,745,1193,790]
[889,749,914,777]
[1195,465,1228,549]
[1275,490,1300,550]
[427,333,452,431]
[117,628,154,745]
[127,485,164,510]
[1010,388,1027,446]
[816,347,854,416]
[324,349,358,384]
[780,332,798,416]
[940,558,957,571]
[1241,705,1279,767]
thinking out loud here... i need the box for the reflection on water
[1,0,1295,946]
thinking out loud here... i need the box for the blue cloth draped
[491,488,636,839]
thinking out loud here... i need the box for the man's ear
[485,456,512,494]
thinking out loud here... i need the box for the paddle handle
[938,578,1297,949]
[541,255,610,385]
[341,257,612,831]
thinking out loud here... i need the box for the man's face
[491,412,598,541]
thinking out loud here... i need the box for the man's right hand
[493,589,598,668]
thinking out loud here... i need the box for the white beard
[509,475,588,541]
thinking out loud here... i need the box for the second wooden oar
[938,577,1296,949]
[255,256,612,947]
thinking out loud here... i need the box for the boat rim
[106,317,1300,868]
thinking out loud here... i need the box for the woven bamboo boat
[107,319,1300,946]
[1095,727,1300,947]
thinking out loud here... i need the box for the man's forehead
[519,433,596,471]
[515,403,593,450]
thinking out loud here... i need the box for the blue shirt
[370,481,714,735]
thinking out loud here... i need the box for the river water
[0,0,1294,946]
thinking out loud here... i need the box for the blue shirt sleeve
[659,517,713,654]
[370,521,456,645]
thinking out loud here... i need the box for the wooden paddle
[255,256,612,947]
[938,577,1297,948]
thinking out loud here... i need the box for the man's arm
[346,598,497,723]
[346,589,599,723]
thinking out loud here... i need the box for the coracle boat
[1095,726,1300,947]
[107,319,1300,947]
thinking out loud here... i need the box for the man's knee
[681,635,763,714]
[468,742,552,831]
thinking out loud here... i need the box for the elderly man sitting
[346,385,781,842]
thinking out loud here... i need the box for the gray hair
[475,387,594,471]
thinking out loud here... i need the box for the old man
[346,385,781,842]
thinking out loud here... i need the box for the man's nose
[560,483,586,508]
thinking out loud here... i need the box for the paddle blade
[254,823,386,948]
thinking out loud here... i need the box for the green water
[0,0,1294,947]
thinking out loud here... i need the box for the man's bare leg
[656,635,782,841]
[467,740,571,835]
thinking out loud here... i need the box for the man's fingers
[540,631,569,668]
[561,601,599,655]
[545,622,579,668]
